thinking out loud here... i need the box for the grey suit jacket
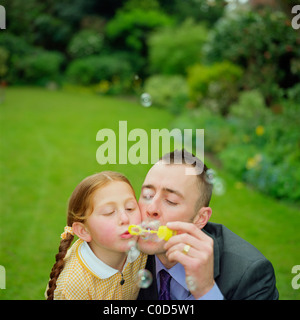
[137,222,279,300]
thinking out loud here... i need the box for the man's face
[138,162,200,255]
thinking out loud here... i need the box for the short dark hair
[159,149,213,210]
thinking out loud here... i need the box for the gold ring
[183,244,191,255]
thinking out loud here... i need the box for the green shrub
[106,8,173,53]
[287,83,300,102]
[33,14,73,50]
[67,29,104,59]
[0,33,33,84]
[148,19,207,75]
[144,75,189,114]
[219,93,300,202]
[16,50,65,85]
[0,47,9,78]
[204,9,300,104]
[219,144,258,178]
[229,90,271,133]
[65,54,133,88]
[172,108,234,153]
[187,61,242,115]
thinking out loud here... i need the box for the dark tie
[159,269,171,300]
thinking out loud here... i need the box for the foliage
[172,89,300,202]
[0,33,64,85]
[0,47,9,78]
[105,9,173,53]
[67,29,104,59]
[144,75,189,114]
[187,61,243,115]
[156,0,226,26]
[122,0,160,11]
[65,54,133,87]
[148,19,207,75]
[204,9,300,104]
[19,50,65,85]
[171,108,234,153]
[32,14,73,51]
[219,91,300,201]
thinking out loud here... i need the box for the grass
[0,87,299,300]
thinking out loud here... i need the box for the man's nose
[146,197,161,219]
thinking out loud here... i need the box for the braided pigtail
[46,171,134,300]
[46,232,74,300]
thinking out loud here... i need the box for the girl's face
[85,181,141,260]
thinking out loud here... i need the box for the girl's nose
[119,209,130,225]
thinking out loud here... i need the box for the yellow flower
[246,154,262,170]
[246,157,256,170]
[97,80,110,93]
[255,125,264,136]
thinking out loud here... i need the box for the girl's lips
[120,231,133,239]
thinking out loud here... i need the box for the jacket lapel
[203,224,221,280]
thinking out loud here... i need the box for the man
[137,149,278,300]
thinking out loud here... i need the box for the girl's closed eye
[125,200,138,212]
[103,210,114,215]
[100,206,115,216]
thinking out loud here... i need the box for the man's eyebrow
[141,184,155,190]
[142,185,184,199]
[163,188,184,199]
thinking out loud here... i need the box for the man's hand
[164,221,215,299]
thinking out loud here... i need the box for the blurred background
[0,0,299,299]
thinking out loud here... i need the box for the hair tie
[61,226,74,239]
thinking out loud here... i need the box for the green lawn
[0,87,299,299]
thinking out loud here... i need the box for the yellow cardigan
[53,239,147,300]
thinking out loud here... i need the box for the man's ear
[72,222,92,242]
[193,207,212,229]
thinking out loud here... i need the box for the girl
[46,171,147,300]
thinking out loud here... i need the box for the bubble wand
[128,224,177,241]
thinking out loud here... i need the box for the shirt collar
[155,256,190,291]
[76,240,140,279]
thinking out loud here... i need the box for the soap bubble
[140,93,152,107]
[205,169,226,196]
[135,269,153,288]
[140,220,162,242]
[147,220,160,230]
[205,169,217,185]
[126,240,140,260]
[213,177,226,196]
[186,275,197,292]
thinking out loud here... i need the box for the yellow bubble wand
[128,224,176,241]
